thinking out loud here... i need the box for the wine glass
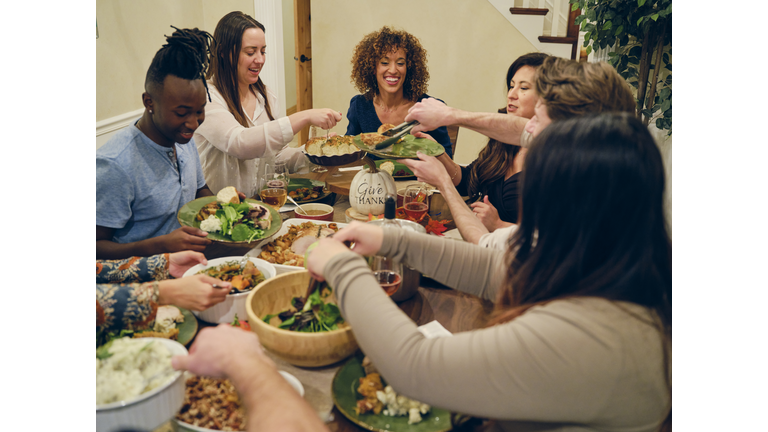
[259,162,288,211]
[402,184,429,222]
[308,126,328,173]
[370,256,402,296]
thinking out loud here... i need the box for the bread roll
[377,123,396,134]
[217,186,240,204]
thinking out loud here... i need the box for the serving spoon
[286,194,311,216]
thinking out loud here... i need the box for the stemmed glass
[370,256,402,296]
[259,161,288,211]
[402,184,429,222]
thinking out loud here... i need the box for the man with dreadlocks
[97,27,217,260]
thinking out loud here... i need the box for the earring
[149,110,154,114]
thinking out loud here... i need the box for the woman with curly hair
[194,11,342,196]
[346,26,452,158]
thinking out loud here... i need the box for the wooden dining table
[170,182,491,431]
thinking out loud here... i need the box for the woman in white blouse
[194,11,341,196]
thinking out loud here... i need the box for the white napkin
[338,166,364,172]
[417,320,453,339]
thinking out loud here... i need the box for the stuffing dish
[176,375,245,431]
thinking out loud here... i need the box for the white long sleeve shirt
[194,83,304,196]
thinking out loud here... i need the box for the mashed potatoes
[96,337,175,406]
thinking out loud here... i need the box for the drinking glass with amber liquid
[260,162,288,210]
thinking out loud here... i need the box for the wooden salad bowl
[246,271,358,367]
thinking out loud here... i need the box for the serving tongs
[375,120,419,150]
[303,232,354,302]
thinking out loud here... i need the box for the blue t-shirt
[345,94,453,159]
[96,124,206,244]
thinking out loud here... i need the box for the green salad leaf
[263,284,345,333]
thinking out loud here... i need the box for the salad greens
[262,285,345,333]
[216,202,265,242]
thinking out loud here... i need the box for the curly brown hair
[350,26,429,102]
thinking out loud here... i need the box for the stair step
[509,7,549,16]
[538,36,577,44]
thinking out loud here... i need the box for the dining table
[157,166,495,431]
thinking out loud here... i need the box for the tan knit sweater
[325,228,670,432]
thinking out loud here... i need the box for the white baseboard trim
[96,108,144,137]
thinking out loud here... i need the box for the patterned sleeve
[97,282,160,335]
[96,254,170,284]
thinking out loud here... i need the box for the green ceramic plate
[177,197,282,247]
[332,352,452,432]
[354,134,445,160]
[370,160,416,180]
[175,307,198,347]
[286,178,331,203]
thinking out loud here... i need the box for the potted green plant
[571,0,672,134]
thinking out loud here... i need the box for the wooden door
[294,0,312,145]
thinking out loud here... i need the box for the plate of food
[287,178,331,203]
[177,187,282,247]
[96,305,198,353]
[173,371,304,432]
[370,159,415,180]
[332,352,452,432]
[304,135,367,166]
[248,219,346,274]
[354,133,445,160]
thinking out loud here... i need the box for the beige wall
[96,0,254,122]
[311,0,537,164]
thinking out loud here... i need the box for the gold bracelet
[450,163,460,180]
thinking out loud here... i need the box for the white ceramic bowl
[183,257,277,323]
[171,371,304,432]
[96,338,187,432]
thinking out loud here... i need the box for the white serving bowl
[183,257,277,323]
[96,338,187,432]
[171,371,304,432]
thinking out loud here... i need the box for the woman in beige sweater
[309,113,672,432]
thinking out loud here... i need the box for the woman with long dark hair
[305,112,672,431]
[400,53,547,241]
[194,11,342,196]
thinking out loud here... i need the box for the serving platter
[332,352,452,432]
[303,149,367,167]
[354,134,445,160]
[177,197,282,247]
[286,178,331,203]
[248,219,348,275]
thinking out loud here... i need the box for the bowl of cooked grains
[172,371,303,431]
